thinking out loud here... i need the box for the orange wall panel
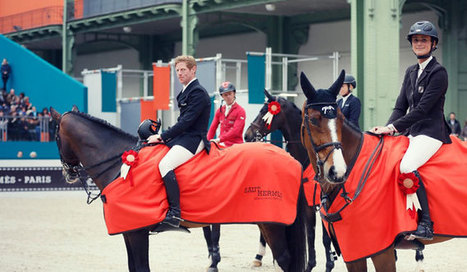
[140,99,157,122]
[0,0,62,17]
[152,65,170,110]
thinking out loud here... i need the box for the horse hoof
[206,268,218,272]
[252,259,262,267]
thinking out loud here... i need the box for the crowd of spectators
[0,88,56,141]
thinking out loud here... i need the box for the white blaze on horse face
[328,119,347,178]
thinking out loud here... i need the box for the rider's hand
[147,134,163,143]
[370,126,394,135]
[210,138,220,143]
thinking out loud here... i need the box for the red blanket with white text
[324,134,467,262]
[101,142,302,235]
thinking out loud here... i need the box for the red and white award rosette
[262,101,281,129]
[120,150,139,186]
[397,172,421,219]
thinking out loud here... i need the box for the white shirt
[182,77,197,93]
[224,101,236,116]
[340,94,350,106]
[417,56,433,79]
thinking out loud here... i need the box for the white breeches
[399,135,442,174]
[159,141,205,177]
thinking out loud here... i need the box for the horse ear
[329,70,346,97]
[50,107,61,121]
[300,72,316,100]
[264,89,275,102]
[72,105,79,112]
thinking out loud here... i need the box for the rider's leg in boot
[411,170,433,240]
[161,170,181,228]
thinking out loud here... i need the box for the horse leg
[252,233,267,267]
[202,226,213,258]
[305,206,316,272]
[123,229,150,272]
[259,224,290,271]
[208,224,221,272]
[345,259,368,272]
[371,246,396,272]
[415,250,424,272]
[322,221,335,272]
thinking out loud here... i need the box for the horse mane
[66,111,139,142]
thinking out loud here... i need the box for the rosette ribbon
[120,150,139,186]
[262,101,281,129]
[397,172,421,219]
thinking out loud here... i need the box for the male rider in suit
[148,55,211,229]
[337,74,361,129]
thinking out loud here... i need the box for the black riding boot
[411,171,433,240]
[161,170,182,228]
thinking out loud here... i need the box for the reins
[319,136,384,223]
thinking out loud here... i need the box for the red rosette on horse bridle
[397,172,421,219]
[262,101,281,129]
[120,150,139,186]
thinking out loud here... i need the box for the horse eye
[310,117,320,126]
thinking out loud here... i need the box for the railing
[0,6,64,34]
[0,115,57,142]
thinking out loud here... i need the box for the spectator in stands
[6,88,17,105]
[447,112,461,137]
[0,110,7,141]
[1,58,11,91]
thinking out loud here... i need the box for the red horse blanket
[324,134,467,262]
[101,142,302,235]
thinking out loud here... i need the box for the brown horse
[50,106,307,272]
[298,71,456,272]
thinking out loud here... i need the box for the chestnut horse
[50,106,307,272]
[298,71,457,272]
[244,90,335,272]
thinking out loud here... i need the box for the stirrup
[150,222,190,234]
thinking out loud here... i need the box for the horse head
[244,89,290,142]
[50,106,81,184]
[300,70,348,185]
[50,106,138,191]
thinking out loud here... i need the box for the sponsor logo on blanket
[244,186,283,200]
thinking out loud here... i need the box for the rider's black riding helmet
[407,21,438,43]
[137,119,160,140]
[407,21,438,59]
[343,75,356,89]
[219,81,236,95]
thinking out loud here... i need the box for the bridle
[302,102,346,184]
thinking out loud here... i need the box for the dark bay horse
[298,70,458,272]
[244,90,335,272]
[50,106,307,272]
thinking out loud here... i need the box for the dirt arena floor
[1,191,466,272]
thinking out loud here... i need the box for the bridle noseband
[302,102,346,184]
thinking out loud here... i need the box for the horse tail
[285,183,307,272]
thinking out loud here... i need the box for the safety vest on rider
[207,102,246,147]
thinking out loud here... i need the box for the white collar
[419,56,433,71]
[182,77,197,93]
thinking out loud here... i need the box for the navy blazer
[337,94,361,128]
[161,79,211,153]
[387,57,451,144]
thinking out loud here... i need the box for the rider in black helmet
[371,21,450,240]
[337,74,361,129]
